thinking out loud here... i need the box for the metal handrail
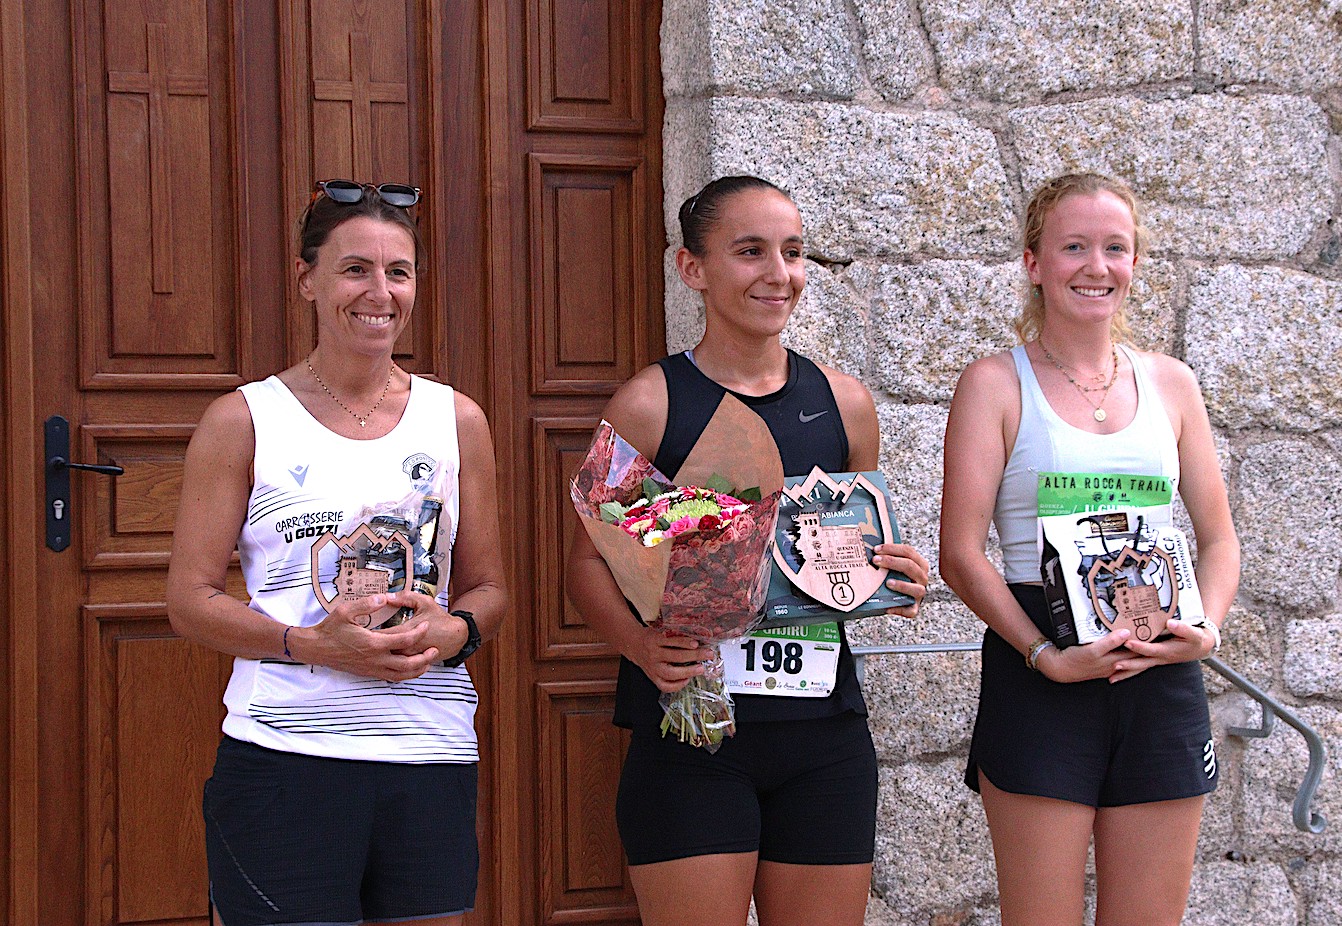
[851,643,1327,834]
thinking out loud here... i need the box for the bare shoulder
[182,390,254,499]
[606,363,668,418]
[193,391,254,457]
[599,363,669,459]
[1136,348,1200,391]
[815,361,874,415]
[452,388,493,439]
[815,361,880,468]
[953,350,1019,404]
[1131,347,1205,415]
[203,389,253,426]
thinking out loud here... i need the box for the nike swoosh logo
[798,410,828,423]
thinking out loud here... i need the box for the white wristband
[1205,621,1222,654]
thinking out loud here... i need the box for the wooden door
[6,2,274,923]
[486,0,665,922]
[0,0,662,924]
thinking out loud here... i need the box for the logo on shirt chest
[402,452,438,490]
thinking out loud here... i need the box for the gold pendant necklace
[1039,340,1118,423]
[306,356,395,428]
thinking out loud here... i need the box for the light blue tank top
[993,344,1180,583]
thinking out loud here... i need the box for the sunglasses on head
[310,179,421,209]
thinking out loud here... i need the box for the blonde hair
[1012,173,1149,344]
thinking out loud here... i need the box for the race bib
[722,622,840,697]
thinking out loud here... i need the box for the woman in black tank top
[567,177,930,926]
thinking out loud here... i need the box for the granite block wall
[660,1,1342,921]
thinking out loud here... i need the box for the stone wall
[660,1,1342,923]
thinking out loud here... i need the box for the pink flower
[663,515,699,538]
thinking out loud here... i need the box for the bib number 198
[723,622,839,697]
[741,638,804,675]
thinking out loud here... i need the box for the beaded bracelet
[1026,636,1055,672]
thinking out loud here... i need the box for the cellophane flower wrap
[311,465,455,630]
[570,395,785,752]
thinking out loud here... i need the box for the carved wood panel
[78,0,243,388]
[535,682,637,924]
[532,417,618,660]
[507,0,664,921]
[527,0,643,132]
[528,154,648,394]
[281,0,433,371]
[80,424,193,569]
[309,0,412,184]
[86,608,225,925]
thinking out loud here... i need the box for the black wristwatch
[442,609,481,668]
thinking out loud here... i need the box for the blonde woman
[940,173,1240,926]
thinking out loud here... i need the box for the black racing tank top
[612,350,869,729]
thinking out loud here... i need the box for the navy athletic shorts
[965,585,1218,808]
[203,735,478,925]
[616,710,878,866]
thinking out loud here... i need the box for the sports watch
[442,609,481,668]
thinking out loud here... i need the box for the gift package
[1037,472,1207,647]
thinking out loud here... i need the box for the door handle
[50,456,125,477]
[44,415,124,552]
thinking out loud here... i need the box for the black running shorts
[203,736,478,925]
[616,710,878,866]
[965,585,1218,807]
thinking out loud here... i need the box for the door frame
[2,1,40,921]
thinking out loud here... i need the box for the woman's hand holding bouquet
[598,476,769,747]
[570,396,784,751]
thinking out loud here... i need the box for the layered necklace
[1039,339,1119,423]
[306,356,396,428]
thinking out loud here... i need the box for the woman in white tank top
[941,174,1240,926]
[166,182,507,925]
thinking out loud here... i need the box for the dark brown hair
[678,175,791,256]
[297,190,424,269]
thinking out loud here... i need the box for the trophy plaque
[310,519,416,628]
[761,468,912,628]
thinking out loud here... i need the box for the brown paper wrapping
[571,393,784,634]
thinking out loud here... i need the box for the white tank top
[993,344,1180,584]
[221,374,478,763]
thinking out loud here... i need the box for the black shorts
[616,711,877,866]
[204,736,478,925]
[966,585,1218,808]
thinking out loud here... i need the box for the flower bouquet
[571,394,784,751]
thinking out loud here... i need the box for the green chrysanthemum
[658,497,721,526]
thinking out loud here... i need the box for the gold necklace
[306,356,395,428]
[1039,340,1119,423]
